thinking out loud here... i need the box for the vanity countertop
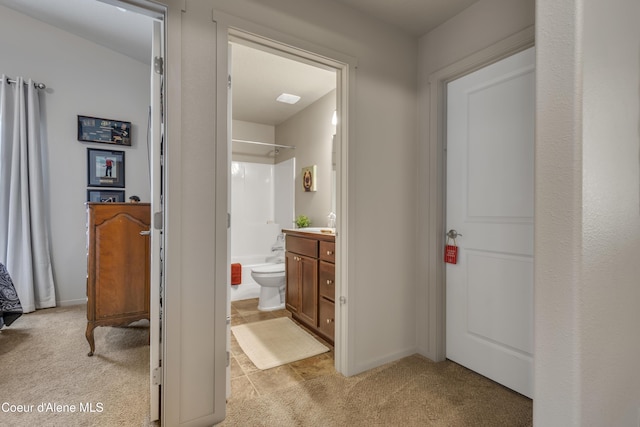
[282,228,335,242]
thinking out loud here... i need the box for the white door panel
[466,251,533,355]
[446,46,535,398]
[466,70,535,220]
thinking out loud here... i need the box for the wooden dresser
[85,203,150,356]
[283,229,335,345]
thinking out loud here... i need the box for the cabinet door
[94,210,150,319]
[298,255,318,326]
[285,251,300,313]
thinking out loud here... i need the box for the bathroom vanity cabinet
[85,203,151,356]
[284,229,335,344]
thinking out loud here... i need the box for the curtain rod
[5,77,46,90]
[232,138,295,150]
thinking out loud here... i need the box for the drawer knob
[326,250,333,255]
[326,279,333,285]
[326,318,334,324]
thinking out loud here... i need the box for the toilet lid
[251,263,285,274]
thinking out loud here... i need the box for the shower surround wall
[230,159,294,301]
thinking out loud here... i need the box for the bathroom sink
[296,227,335,234]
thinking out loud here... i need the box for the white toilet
[251,262,286,311]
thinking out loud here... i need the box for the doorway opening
[224,27,351,397]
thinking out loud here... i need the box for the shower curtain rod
[232,138,295,150]
[5,77,46,90]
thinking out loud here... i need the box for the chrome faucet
[271,233,285,251]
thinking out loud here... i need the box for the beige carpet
[220,354,533,426]
[0,304,152,427]
[231,317,329,370]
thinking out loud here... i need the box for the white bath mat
[231,317,329,370]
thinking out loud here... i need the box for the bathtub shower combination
[230,159,294,310]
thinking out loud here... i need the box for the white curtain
[0,75,55,313]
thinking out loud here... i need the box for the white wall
[536,0,640,425]
[162,0,228,422]
[277,90,335,227]
[213,0,418,374]
[0,6,151,305]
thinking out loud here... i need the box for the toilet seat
[251,264,285,274]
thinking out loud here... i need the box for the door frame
[98,0,167,421]
[422,25,535,362]
[212,10,356,375]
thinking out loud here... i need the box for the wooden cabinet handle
[326,318,334,324]
[326,279,333,285]
[326,250,333,255]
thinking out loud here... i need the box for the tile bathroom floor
[229,298,336,401]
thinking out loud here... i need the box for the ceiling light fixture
[276,93,301,104]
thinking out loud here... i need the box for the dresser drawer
[319,241,335,263]
[286,235,318,258]
[319,261,335,301]
[318,298,335,342]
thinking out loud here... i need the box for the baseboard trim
[57,298,86,307]
[351,347,418,377]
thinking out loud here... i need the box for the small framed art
[87,189,125,203]
[87,148,125,188]
[78,115,131,146]
[301,165,317,192]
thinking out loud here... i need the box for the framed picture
[78,115,132,146]
[87,148,125,188]
[301,165,317,192]
[87,189,125,203]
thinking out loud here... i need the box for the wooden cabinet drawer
[318,298,335,342]
[319,260,335,301]
[286,234,318,258]
[319,241,335,263]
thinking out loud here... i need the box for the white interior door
[149,19,163,421]
[446,47,535,398]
